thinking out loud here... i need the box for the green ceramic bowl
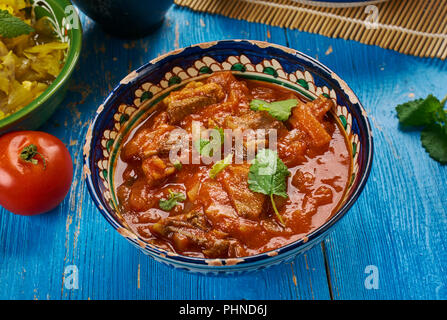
[0,0,82,134]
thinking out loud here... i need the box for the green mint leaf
[0,10,35,38]
[248,149,290,224]
[159,190,186,211]
[250,99,298,121]
[396,94,442,127]
[209,153,233,179]
[396,93,447,164]
[421,124,447,164]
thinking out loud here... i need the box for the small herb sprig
[248,149,290,225]
[396,94,447,164]
[194,127,225,157]
[209,153,233,179]
[0,9,35,38]
[250,99,298,121]
[159,190,186,211]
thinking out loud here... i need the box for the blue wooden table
[1,5,446,300]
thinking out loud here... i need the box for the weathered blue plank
[0,6,331,300]
[3,3,445,300]
[286,30,447,299]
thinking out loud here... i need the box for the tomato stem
[20,144,46,169]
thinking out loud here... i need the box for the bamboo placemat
[174,0,447,60]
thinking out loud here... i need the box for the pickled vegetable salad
[0,0,68,119]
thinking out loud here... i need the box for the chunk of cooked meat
[152,111,170,128]
[218,164,266,220]
[250,86,276,101]
[150,210,241,258]
[118,179,159,213]
[164,81,225,124]
[277,129,307,167]
[289,99,331,148]
[291,170,315,192]
[225,111,287,158]
[152,210,210,233]
[227,81,250,109]
[141,155,176,187]
[206,71,251,109]
[206,71,237,89]
[224,110,285,131]
[122,121,189,161]
[313,185,333,205]
[121,124,176,161]
[200,179,239,220]
[199,178,263,244]
[308,95,334,121]
[151,211,210,251]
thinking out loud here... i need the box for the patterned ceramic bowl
[84,40,373,274]
[0,0,82,134]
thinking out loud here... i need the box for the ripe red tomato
[0,131,74,216]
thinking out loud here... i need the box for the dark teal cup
[72,0,173,38]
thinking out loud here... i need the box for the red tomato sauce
[114,71,352,258]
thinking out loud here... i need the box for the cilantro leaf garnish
[396,94,447,164]
[159,190,186,211]
[172,160,182,170]
[209,153,233,179]
[195,139,212,156]
[0,10,35,38]
[250,99,298,121]
[248,149,290,225]
[215,126,224,142]
[194,127,224,157]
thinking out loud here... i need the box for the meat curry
[115,71,352,258]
